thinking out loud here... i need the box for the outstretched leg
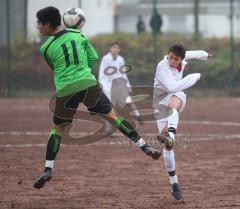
[102,110,161,160]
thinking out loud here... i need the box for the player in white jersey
[153,44,212,200]
[99,42,142,135]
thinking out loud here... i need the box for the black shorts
[53,84,113,125]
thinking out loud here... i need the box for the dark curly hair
[168,44,186,59]
[36,6,61,29]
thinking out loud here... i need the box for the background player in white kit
[153,44,213,200]
[99,42,143,135]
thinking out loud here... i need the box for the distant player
[99,42,143,136]
[153,44,212,200]
[33,6,161,189]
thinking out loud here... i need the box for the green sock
[46,129,63,161]
[113,117,141,143]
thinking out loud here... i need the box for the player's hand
[208,53,213,58]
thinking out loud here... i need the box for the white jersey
[153,50,208,106]
[98,53,131,99]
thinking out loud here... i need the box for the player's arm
[98,56,109,84]
[185,50,211,61]
[156,63,201,93]
[85,39,98,68]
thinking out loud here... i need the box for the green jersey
[40,29,98,97]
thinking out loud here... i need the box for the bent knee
[168,96,182,111]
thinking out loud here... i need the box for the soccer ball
[63,7,86,29]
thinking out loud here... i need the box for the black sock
[168,170,176,176]
[46,134,61,161]
[168,127,176,135]
[44,167,52,172]
[113,117,141,143]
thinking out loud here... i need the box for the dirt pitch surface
[0,97,240,209]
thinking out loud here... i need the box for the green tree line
[0,33,239,96]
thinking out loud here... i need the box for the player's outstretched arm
[156,63,201,93]
[185,50,211,61]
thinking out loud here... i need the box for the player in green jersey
[33,6,161,189]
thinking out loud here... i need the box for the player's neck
[49,26,63,35]
[111,54,118,60]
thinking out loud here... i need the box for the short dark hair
[36,6,61,29]
[110,41,120,47]
[168,44,186,59]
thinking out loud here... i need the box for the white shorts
[155,91,186,122]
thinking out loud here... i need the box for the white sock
[45,160,54,169]
[168,132,175,140]
[167,109,179,140]
[169,175,178,185]
[163,149,175,172]
[133,109,140,117]
[163,148,178,184]
[129,102,140,117]
[135,138,146,147]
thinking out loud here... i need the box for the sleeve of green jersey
[85,40,98,68]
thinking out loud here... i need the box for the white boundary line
[0,133,240,148]
[0,119,240,148]
[181,120,240,127]
[0,119,240,137]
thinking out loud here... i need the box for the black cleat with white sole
[171,182,183,200]
[33,169,52,189]
[141,144,161,160]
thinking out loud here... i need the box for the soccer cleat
[141,144,161,160]
[157,133,175,148]
[170,183,183,200]
[33,169,52,189]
